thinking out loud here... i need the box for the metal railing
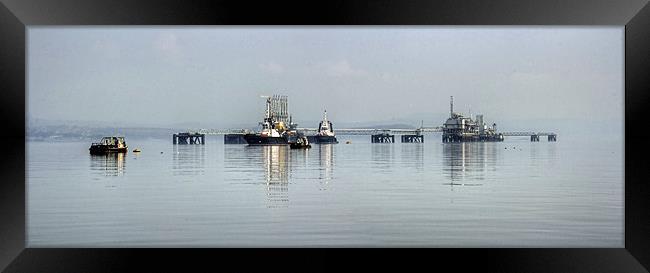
[501,132,557,136]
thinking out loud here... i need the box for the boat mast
[260,95,272,130]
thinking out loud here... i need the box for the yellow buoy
[133,149,141,152]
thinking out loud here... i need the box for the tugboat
[290,136,311,149]
[89,136,128,155]
[244,95,297,146]
[307,110,339,144]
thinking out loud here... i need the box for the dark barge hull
[224,134,247,144]
[243,134,289,145]
[306,135,338,144]
[290,143,311,149]
[89,146,128,155]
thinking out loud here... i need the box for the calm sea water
[27,134,623,247]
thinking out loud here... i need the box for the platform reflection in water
[443,142,498,184]
[173,144,205,177]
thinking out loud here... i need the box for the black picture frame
[1,0,649,272]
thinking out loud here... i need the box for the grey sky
[28,27,623,130]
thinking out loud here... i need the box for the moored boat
[290,136,311,149]
[307,110,338,144]
[89,136,128,155]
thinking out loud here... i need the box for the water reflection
[90,153,125,176]
[318,144,334,182]
[262,146,290,208]
[442,142,497,184]
[172,145,205,176]
[371,144,394,172]
[547,141,557,165]
[223,145,252,178]
[529,141,558,166]
[401,143,424,170]
[289,147,309,171]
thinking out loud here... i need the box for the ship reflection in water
[229,143,337,207]
[318,144,334,182]
[172,145,205,177]
[262,146,289,208]
[90,153,125,176]
[442,142,498,186]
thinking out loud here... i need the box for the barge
[89,136,128,154]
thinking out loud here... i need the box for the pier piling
[371,134,395,143]
[401,135,424,143]
[173,133,205,145]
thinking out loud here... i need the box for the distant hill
[27,124,178,141]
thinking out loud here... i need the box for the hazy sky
[28,27,623,129]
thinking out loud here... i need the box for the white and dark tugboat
[307,110,339,144]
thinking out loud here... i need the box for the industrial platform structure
[442,96,504,142]
[201,94,557,143]
[173,132,205,145]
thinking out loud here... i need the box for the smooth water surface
[27,135,623,247]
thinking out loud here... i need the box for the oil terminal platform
[207,94,556,143]
[205,127,557,143]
